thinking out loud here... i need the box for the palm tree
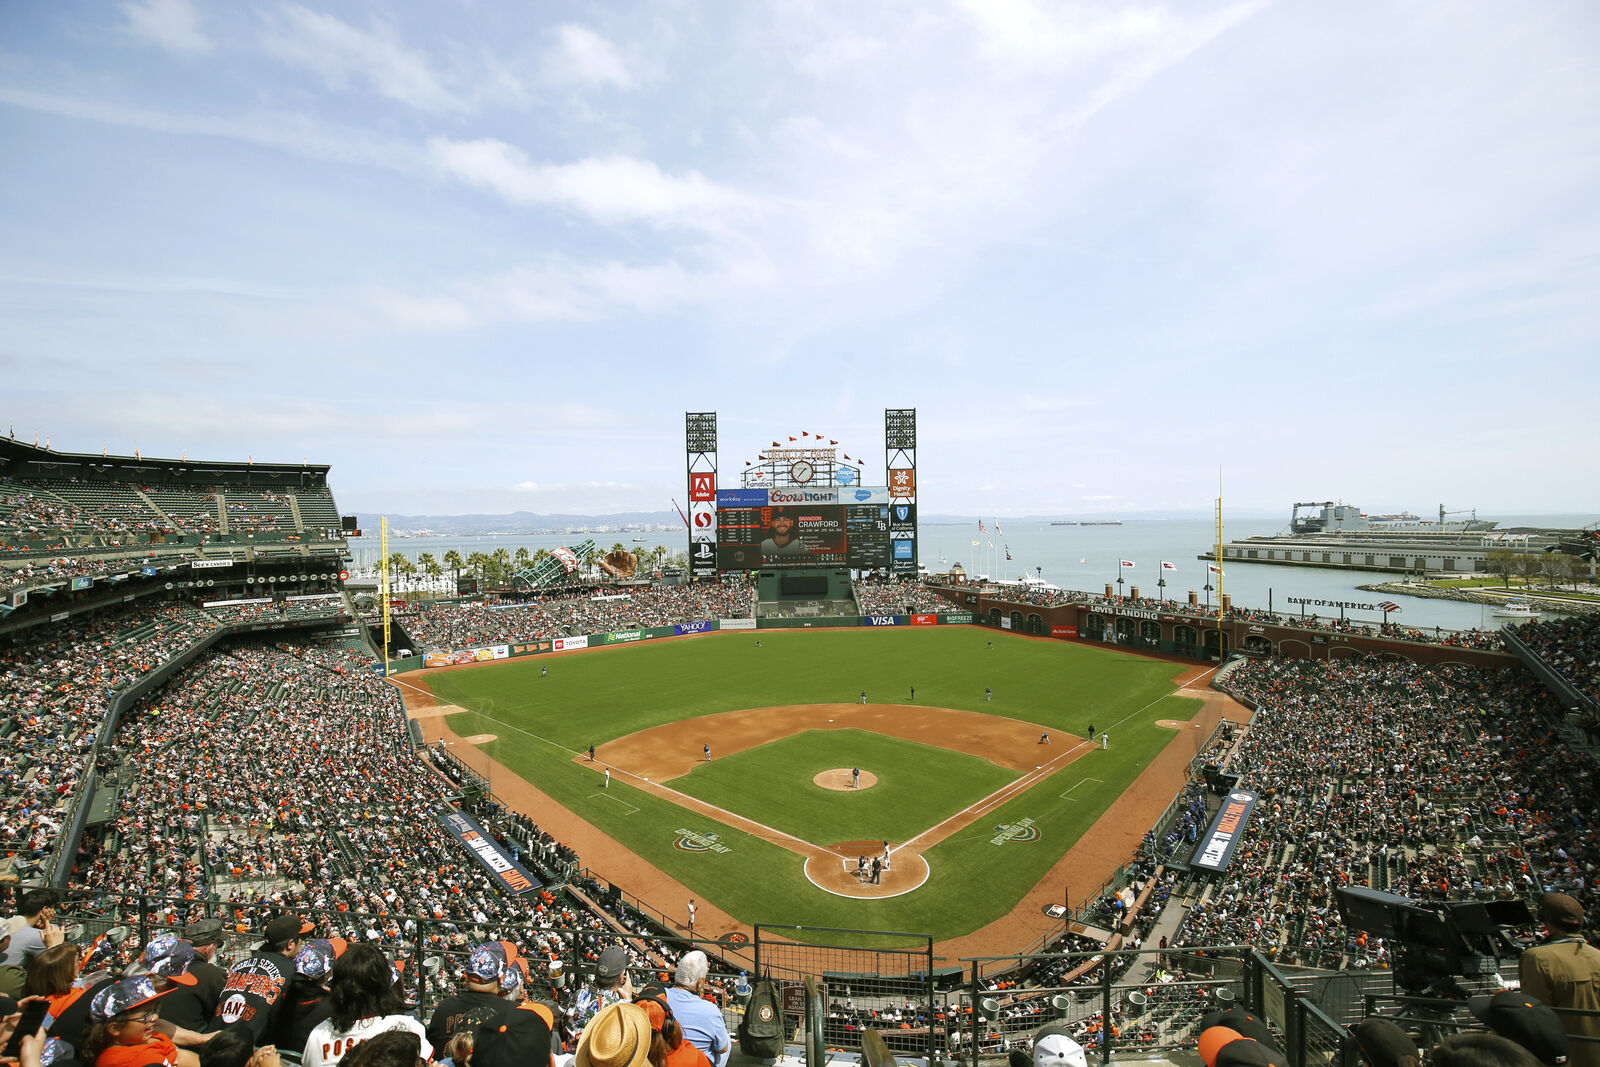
[513,546,531,572]
[443,549,464,586]
[418,552,441,581]
[491,547,511,586]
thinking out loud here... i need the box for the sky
[4,2,1598,519]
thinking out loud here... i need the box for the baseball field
[409,627,1211,946]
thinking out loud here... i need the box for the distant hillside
[355,511,680,535]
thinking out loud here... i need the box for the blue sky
[4,2,1597,518]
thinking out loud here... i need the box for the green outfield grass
[428,627,1200,942]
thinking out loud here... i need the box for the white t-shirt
[302,1014,433,1067]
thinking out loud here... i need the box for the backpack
[737,974,785,1058]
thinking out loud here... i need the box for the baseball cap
[1469,991,1570,1065]
[1214,1039,1290,1067]
[138,936,199,986]
[596,946,629,981]
[475,1004,556,1067]
[294,938,346,981]
[1199,1027,1246,1067]
[1202,1007,1276,1047]
[1030,1024,1088,1067]
[500,956,528,996]
[183,918,225,947]
[1539,893,1586,933]
[89,975,174,1022]
[1351,1018,1422,1067]
[263,915,313,947]
[466,941,515,983]
[636,999,667,1033]
[575,1002,652,1067]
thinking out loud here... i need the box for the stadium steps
[216,493,230,535]
[134,487,174,528]
[287,495,305,531]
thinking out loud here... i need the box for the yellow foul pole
[380,516,391,676]
[1214,471,1225,616]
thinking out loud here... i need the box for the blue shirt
[667,986,730,1067]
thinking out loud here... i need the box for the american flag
[1120,559,1135,568]
[1161,561,1176,571]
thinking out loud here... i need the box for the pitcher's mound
[816,768,878,791]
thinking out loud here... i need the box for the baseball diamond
[400,626,1245,952]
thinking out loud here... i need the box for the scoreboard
[714,487,913,572]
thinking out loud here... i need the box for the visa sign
[863,615,901,626]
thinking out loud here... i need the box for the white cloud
[0,86,418,169]
[427,139,756,231]
[260,3,463,113]
[543,25,634,90]
[120,0,211,54]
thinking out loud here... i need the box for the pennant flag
[1161,561,1177,571]
[801,431,809,436]
[788,436,796,441]
[1208,564,1224,574]
[1005,545,1012,560]
[978,520,986,532]
[772,441,780,447]
[1378,601,1402,613]
[1120,559,1135,568]
[829,439,838,444]
[996,520,1004,534]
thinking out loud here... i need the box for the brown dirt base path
[391,661,1247,959]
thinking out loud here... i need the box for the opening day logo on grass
[675,828,732,854]
[990,818,1039,845]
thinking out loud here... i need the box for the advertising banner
[888,468,915,498]
[191,559,233,570]
[842,486,889,504]
[70,576,93,591]
[717,488,769,507]
[909,614,937,626]
[767,487,839,505]
[552,635,589,651]
[689,471,716,502]
[942,613,973,623]
[437,810,541,894]
[551,547,579,574]
[424,651,453,667]
[1000,617,1013,629]
[720,617,756,630]
[603,630,643,645]
[510,640,552,655]
[141,567,159,577]
[1051,626,1079,638]
[674,621,715,636]
[689,540,717,578]
[862,615,902,626]
[1192,790,1259,873]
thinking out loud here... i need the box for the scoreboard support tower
[685,413,719,580]
[885,408,918,575]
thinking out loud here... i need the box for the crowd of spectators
[399,584,754,649]
[200,594,349,626]
[851,580,958,616]
[224,492,297,532]
[1,551,171,596]
[1174,656,1599,968]
[1514,614,1600,703]
[0,599,221,866]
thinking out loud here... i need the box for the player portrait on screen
[760,507,810,560]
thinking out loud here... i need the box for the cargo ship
[1289,502,1497,535]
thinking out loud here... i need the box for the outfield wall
[411,611,977,667]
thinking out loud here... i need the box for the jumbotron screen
[715,488,913,571]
